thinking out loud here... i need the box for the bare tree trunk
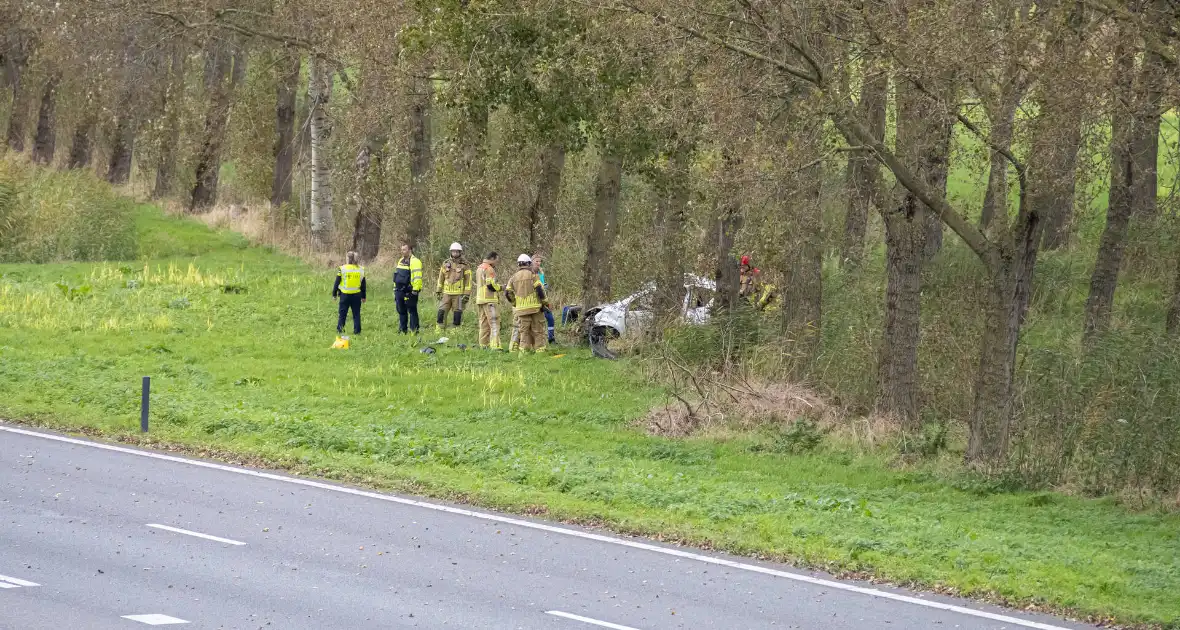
[967,188,1043,463]
[581,154,623,309]
[875,81,934,429]
[270,50,299,209]
[457,107,489,252]
[1131,46,1166,220]
[876,202,925,428]
[654,147,689,321]
[351,138,385,261]
[783,164,824,359]
[714,208,743,312]
[405,73,433,248]
[979,89,1021,230]
[153,42,186,199]
[190,42,246,212]
[922,114,953,261]
[30,74,58,164]
[106,104,137,185]
[4,41,30,152]
[1167,249,1180,335]
[308,55,333,250]
[67,114,96,169]
[1036,0,1086,250]
[1084,40,1135,340]
[841,55,887,267]
[528,143,565,254]
[1033,97,1083,250]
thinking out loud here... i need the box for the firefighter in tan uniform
[505,254,548,353]
[435,242,473,331]
[475,252,503,350]
[739,255,762,299]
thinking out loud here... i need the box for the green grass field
[1,200,1178,627]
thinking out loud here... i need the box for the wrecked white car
[583,274,716,358]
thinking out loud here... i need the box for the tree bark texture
[875,81,933,429]
[1130,46,1166,219]
[1167,249,1180,335]
[270,50,300,209]
[457,107,489,253]
[190,42,246,212]
[967,203,1043,463]
[921,113,953,261]
[1083,40,1135,340]
[581,154,623,310]
[153,42,186,199]
[30,74,58,164]
[351,138,385,262]
[783,167,824,358]
[106,104,137,185]
[1035,0,1086,250]
[877,202,924,429]
[528,143,565,254]
[654,149,689,321]
[308,55,333,251]
[4,40,30,152]
[841,55,887,267]
[1032,94,1083,250]
[713,207,743,312]
[67,114,97,169]
[405,74,433,248]
[979,87,1021,230]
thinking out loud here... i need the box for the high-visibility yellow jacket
[475,261,501,305]
[395,256,424,292]
[436,259,473,295]
[757,282,777,311]
[337,264,365,295]
[506,268,545,315]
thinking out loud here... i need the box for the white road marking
[146,524,246,546]
[547,610,642,629]
[121,614,189,625]
[0,574,40,587]
[1,425,1077,630]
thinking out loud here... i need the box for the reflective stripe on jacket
[436,260,473,295]
[395,256,424,291]
[476,262,501,305]
[339,264,365,294]
[506,269,544,315]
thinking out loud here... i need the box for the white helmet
[517,254,532,264]
[449,242,463,251]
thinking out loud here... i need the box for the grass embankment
[0,193,1178,626]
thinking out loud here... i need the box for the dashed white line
[547,611,642,629]
[0,574,40,587]
[146,524,246,546]
[1,425,1077,630]
[121,614,189,625]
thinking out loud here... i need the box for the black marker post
[140,376,150,433]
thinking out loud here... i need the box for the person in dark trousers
[394,242,424,334]
[333,251,366,334]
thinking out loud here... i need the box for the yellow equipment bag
[331,336,350,350]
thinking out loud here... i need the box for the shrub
[0,158,137,263]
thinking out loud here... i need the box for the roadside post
[141,376,150,433]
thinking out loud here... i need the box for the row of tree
[2,0,1178,470]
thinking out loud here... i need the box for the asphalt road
[0,424,1095,630]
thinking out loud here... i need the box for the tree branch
[147,10,315,50]
[617,1,819,83]
[833,107,997,267]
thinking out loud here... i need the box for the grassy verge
[1,203,1178,627]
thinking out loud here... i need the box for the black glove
[411,290,420,297]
